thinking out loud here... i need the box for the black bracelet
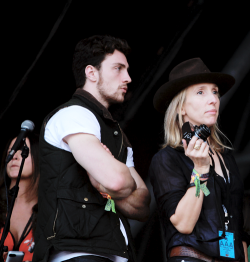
[186,183,195,190]
[186,180,208,190]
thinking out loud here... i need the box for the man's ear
[85,65,98,82]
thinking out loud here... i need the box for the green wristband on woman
[191,169,210,197]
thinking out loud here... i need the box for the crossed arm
[64,133,150,220]
[114,167,150,221]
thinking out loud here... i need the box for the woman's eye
[197,91,203,95]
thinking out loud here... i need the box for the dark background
[1,0,250,261]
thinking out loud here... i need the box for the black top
[149,146,249,261]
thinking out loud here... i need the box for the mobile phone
[5,251,24,262]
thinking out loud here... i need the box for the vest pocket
[55,188,106,239]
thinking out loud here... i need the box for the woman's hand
[183,136,210,176]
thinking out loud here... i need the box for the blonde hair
[162,89,232,152]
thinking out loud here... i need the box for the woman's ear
[181,106,186,116]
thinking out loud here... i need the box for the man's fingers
[100,143,113,156]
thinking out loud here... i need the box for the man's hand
[115,167,150,221]
[64,133,136,199]
[93,143,150,221]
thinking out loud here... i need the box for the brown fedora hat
[153,57,235,113]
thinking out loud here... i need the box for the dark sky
[2,0,250,184]
[1,1,250,260]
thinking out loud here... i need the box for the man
[33,35,150,262]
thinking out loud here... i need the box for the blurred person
[33,35,150,262]
[149,58,250,261]
[0,133,39,261]
[243,191,250,260]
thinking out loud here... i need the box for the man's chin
[109,96,125,105]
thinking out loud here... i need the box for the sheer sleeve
[149,147,192,219]
[225,153,250,246]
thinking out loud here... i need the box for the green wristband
[105,198,116,213]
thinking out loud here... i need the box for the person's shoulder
[154,145,183,156]
[57,105,94,116]
[221,147,234,159]
[151,145,183,163]
[49,105,97,124]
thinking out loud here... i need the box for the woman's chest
[210,153,229,179]
[10,207,32,244]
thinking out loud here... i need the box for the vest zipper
[117,123,123,159]
[47,208,58,240]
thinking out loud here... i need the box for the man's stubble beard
[97,74,125,106]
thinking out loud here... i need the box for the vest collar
[73,88,132,148]
[74,88,116,123]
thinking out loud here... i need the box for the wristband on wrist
[100,192,116,213]
[190,169,210,197]
[186,180,207,190]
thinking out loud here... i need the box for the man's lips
[121,86,127,93]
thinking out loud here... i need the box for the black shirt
[149,146,249,260]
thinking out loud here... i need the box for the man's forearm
[114,188,150,221]
[87,171,137,199]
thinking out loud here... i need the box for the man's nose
[123,71,132,84]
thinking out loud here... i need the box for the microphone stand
[0,141,29,261]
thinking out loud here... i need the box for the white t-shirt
[45,106,132,262]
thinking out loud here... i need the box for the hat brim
[153,72,235,113]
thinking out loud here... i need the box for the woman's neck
[9,178,37,204]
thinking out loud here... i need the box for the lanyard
[216,152,231,228]
[196,153,231,242]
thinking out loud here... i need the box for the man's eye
[115,67,121,71]
[197,91,203,95]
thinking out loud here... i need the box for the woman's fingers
[185,136,199,154]
[3,252,7,260]
[184,136,210,173]
[182,139,187,151]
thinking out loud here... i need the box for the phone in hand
[5,251,24,262]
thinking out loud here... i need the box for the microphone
[6,120,35,163]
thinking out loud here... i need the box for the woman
[149,58,249,261]
[243,192,250,260]
[0,133,39,261]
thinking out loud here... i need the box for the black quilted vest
[33,89,136,262]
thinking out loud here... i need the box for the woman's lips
[206,109,217,114]
[10,165,19,168]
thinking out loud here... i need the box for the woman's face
[181,83,220,127]
[6,138,33,180]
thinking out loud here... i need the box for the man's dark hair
[72,35,131,88]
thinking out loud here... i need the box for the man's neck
[82,86,109,109]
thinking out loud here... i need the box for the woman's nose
[208,93,218,104]
[13,150,21,160]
